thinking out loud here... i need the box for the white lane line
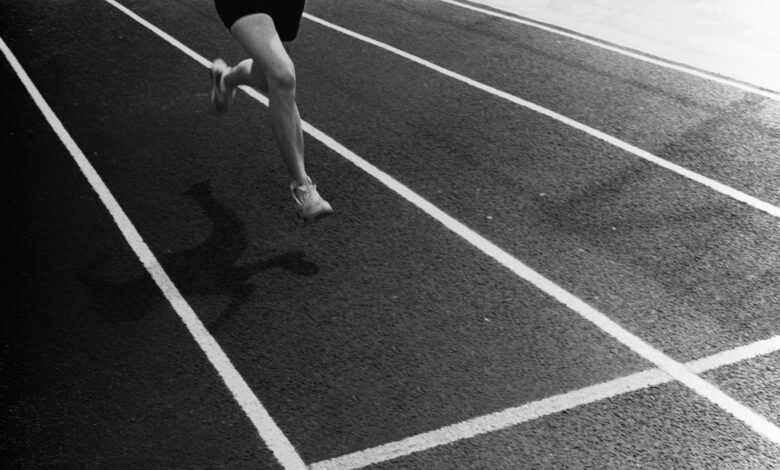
[312,335,780,469]
[0,36,307,470]
[437,0,780,101]
[98,0,780,457]
[688,335,780,373]
[102,0,211,67]
[302,14,780,221]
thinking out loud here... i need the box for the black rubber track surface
[3,0,779,468]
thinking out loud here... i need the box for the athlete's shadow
[78,181,318,328]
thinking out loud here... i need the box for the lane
[0,51,282,469]
[306,0,780,208]
[2,0,655,464]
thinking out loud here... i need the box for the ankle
[293,175,311,188]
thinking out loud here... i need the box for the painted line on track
[312,334,780,469]
[313,370,669,469]
[688,335,780,373]
[438,0,780,101]
[0,36,307,470]
[302,13,780,221]
[97,0,780,464]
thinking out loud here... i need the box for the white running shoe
[290,179,333,222]
[210,58,235,113]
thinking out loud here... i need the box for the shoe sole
[298,207,334,224]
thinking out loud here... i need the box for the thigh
[229,13,293,81]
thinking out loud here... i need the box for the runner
[210,0,333,222]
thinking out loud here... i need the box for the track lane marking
[302,13,780,221]
[688,335,780,373]
[96,0,780,460]
[438,0,780,101]
[0,36,307,470]
[312,335,780,469]
[311,370,669,469]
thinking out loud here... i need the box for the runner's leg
[225,13,307,186]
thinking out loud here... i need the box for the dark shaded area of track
[3,0,779,468]
[0,60,281,468]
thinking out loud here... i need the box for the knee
[266,64,296,94]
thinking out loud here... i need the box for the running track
[3,0,780,468]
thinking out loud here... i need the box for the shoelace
[291,183,317,206]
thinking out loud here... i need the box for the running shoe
[210,58,235,113]
[290,179,333,222]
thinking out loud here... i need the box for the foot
[210,58,235,113]
[290,179,333,222]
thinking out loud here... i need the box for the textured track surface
[3,0,779,468]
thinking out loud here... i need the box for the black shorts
[214,0,306,41]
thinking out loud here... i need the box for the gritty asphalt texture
[2,0,779,468]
